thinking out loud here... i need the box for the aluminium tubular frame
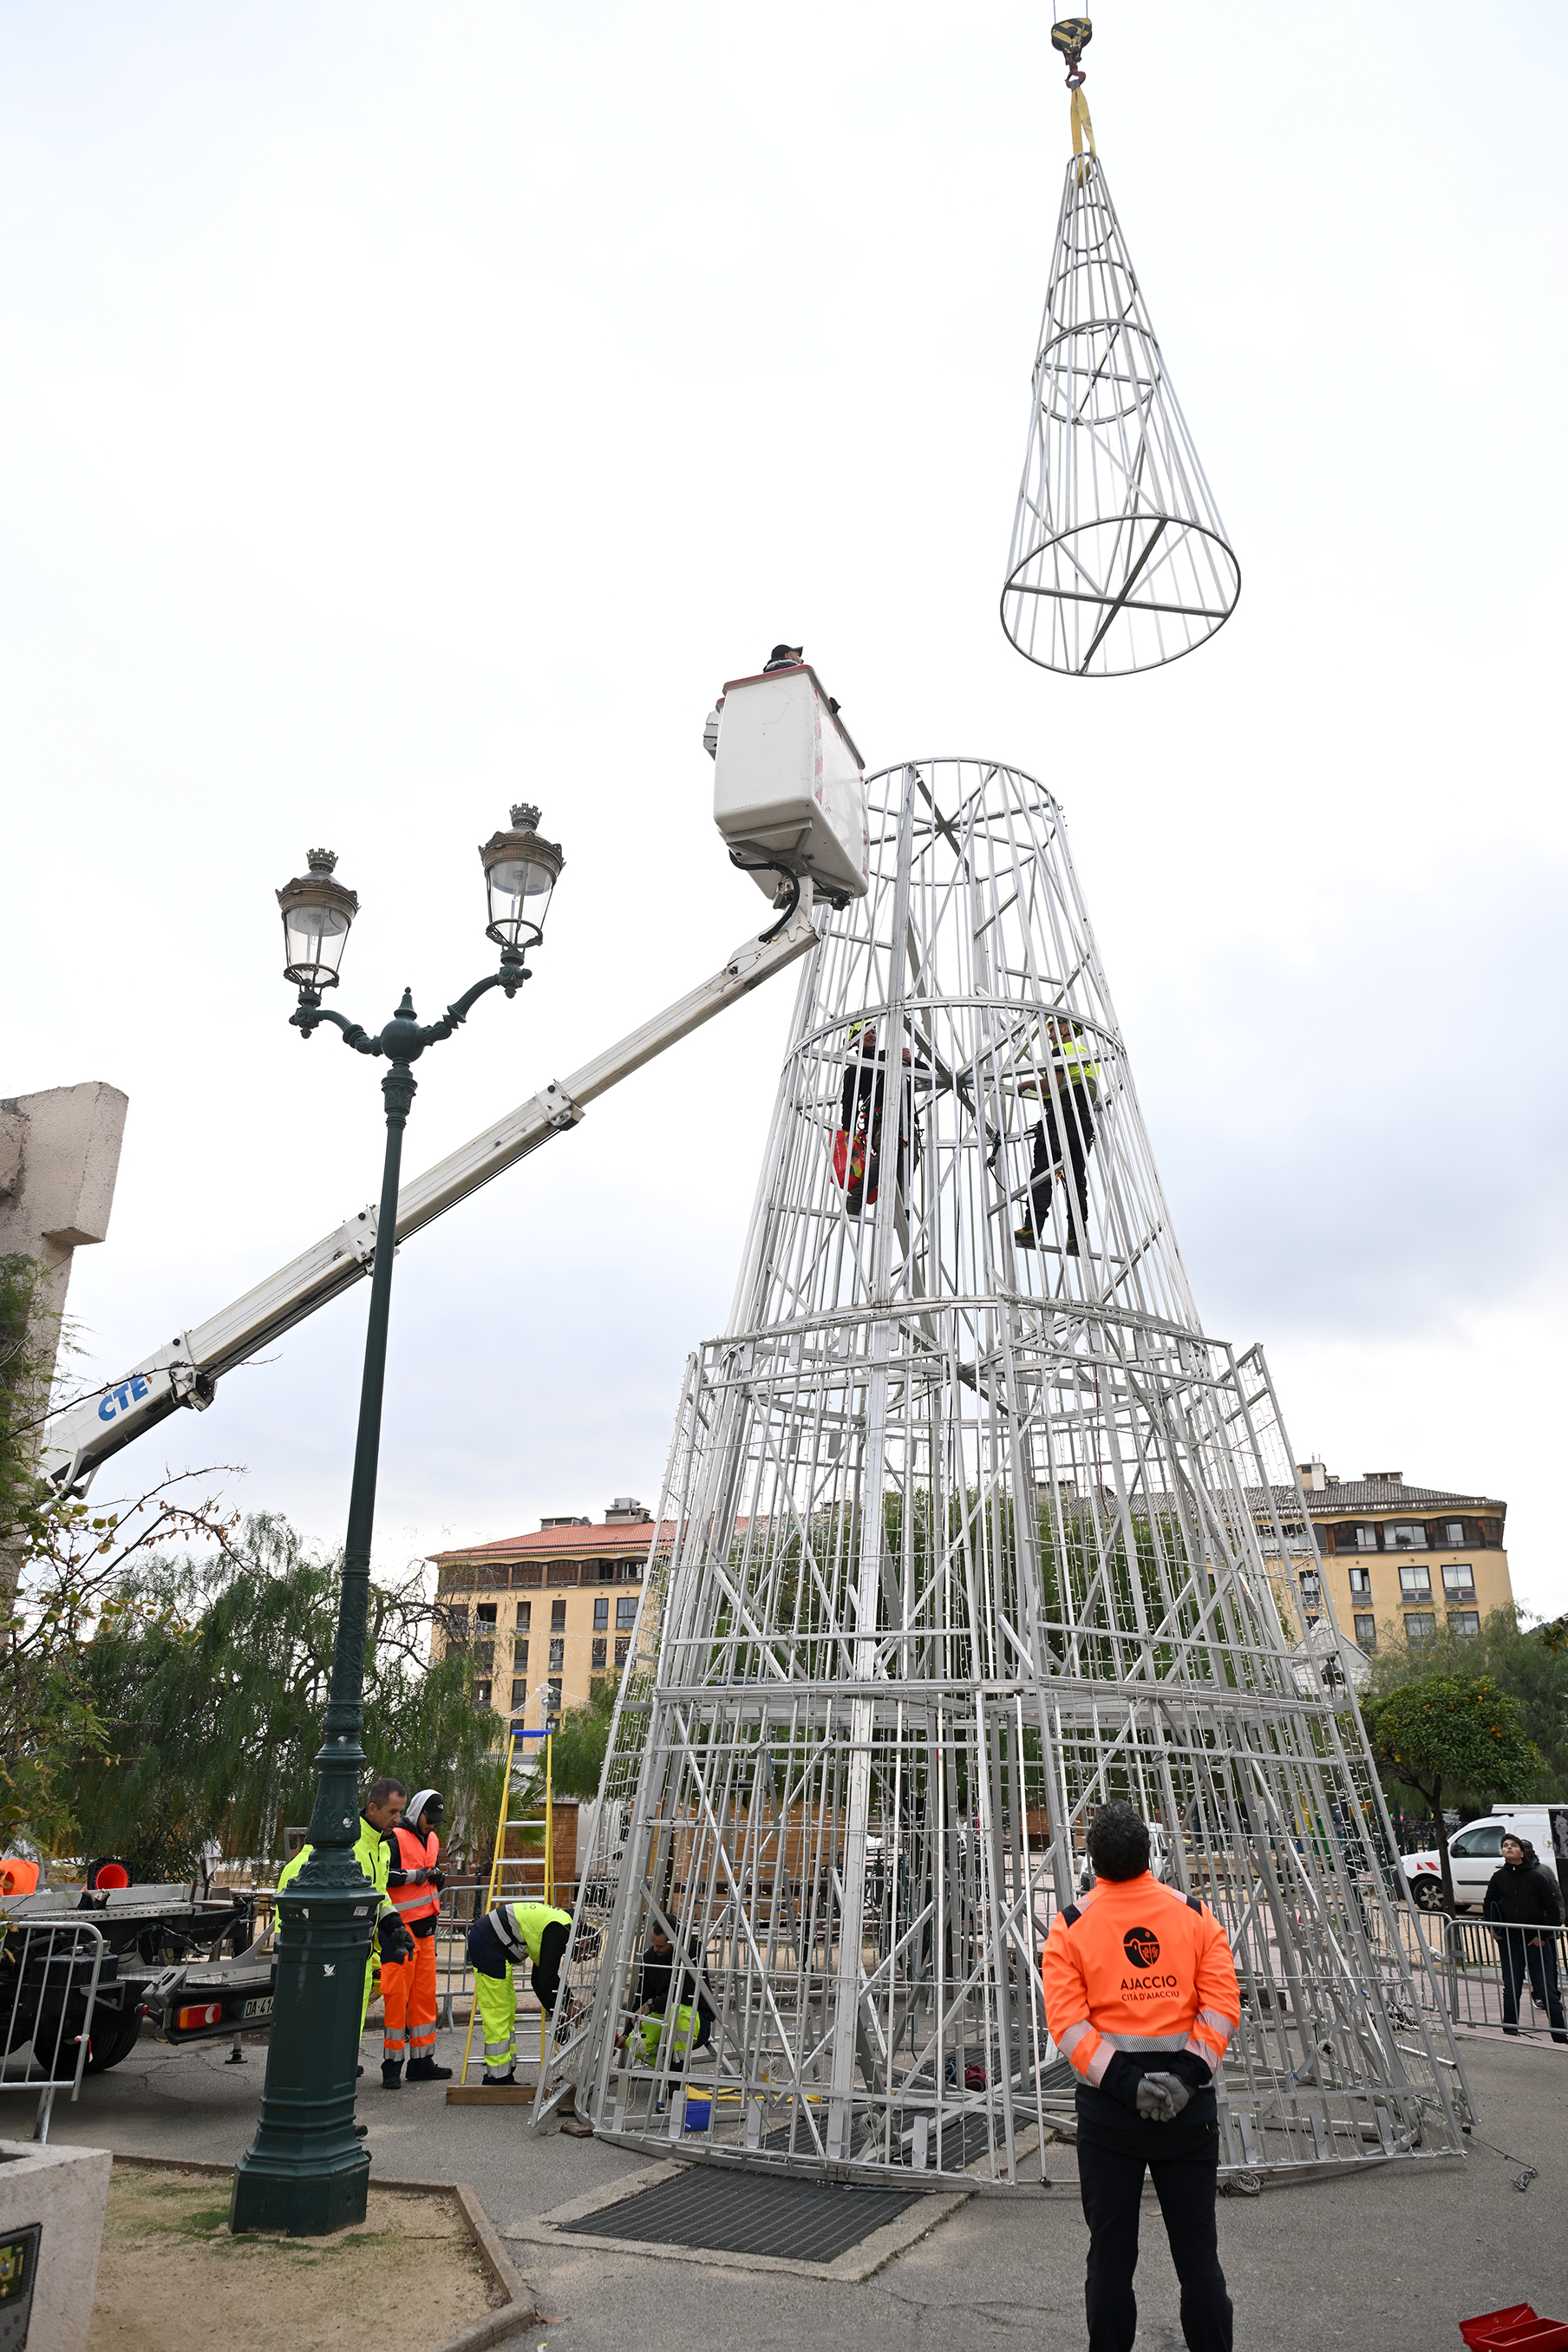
[538,760,1468,2187]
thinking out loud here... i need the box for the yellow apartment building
[1287,1461,1513,1655]
[428,1497,667,1728]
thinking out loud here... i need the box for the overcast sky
[4,3,1565,1616]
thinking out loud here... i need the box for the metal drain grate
[560,2166,924,2263]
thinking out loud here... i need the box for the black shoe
[405,2055,454,2082]
[354,2122,369,2138]
[482,2068,516,2087]
[382,2061,403,2088]
[1013,1224,1036,1250]
[356,2066,363,2078]
[1063,1228,1080,1257]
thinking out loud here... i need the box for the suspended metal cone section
[1003,154,1240,676]
[542,761,1467,2185]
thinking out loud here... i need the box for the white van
[1401,1804,1568,1914]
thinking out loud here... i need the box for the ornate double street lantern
[231,806,564,2236]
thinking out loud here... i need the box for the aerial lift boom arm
[43,896,820,1498]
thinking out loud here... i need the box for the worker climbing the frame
[833,1022,914,1218]
[275,1774,415,2096]
[380,1787,453,2087]
[466,1892,594,2134]
[1015,1015,1099,1258]
[1041,1800,1240,2352]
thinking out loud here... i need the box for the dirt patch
[88,2166,505,2352]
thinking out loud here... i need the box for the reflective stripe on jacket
[485,1900,572,1968]
[1041,1871,1239,2088]
[387,1822,441,1926]
[1051,1035,1099,1099]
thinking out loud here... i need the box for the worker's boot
[406,2055,453,2082]
[1013,1223,1036,1250]
[382,2059,404,2089]
[481,2067,516,2087]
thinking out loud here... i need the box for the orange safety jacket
[1041,1871,1239,2095]
[386,1822,441,1933]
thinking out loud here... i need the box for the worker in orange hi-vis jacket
[1041,1801,1241,2352]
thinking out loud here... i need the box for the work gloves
[376,1913,415,1964]
[1135,2070,1192,2123]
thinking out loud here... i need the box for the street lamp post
[231,807,563,2237]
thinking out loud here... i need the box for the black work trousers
[1029,1086,1094,1230]
[1499,1931,1568,2042]
[1076,2117,1232,2352]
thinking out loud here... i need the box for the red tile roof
[427,1518,674,1565]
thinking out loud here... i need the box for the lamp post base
[230,2150,369,2238]
[231,1871,379,2238]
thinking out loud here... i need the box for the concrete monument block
[0,2139,111,2351]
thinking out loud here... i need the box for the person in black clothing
[617,1921,715,2062]
[764,643,803,672]
[1484,1833,1567,2042]
[837,1024,912,1218]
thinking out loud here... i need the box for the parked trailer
[1,1883,274,2075]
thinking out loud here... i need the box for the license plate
[242,1996,274,2021]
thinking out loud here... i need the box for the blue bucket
[683,2095,712,2133]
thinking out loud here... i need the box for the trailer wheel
[32,2006,143,2074]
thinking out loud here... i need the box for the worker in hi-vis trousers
[380,1787,452,2087]
[276,1774,415,2054]
[465,1896,593,2134]
[1041,1800,1241,2352]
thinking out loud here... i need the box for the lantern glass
[277,851,359,990]
[480,803,564,952]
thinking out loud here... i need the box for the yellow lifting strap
[1070,82,1096,175]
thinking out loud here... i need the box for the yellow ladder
[458,1728,553,2084]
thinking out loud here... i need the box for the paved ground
[33,2023,1568,2350]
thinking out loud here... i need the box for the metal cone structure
[1002,152,1240,676]
[539,759,1467,2185]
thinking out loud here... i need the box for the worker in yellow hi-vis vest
[276,1775,413,2050]
[465,1896,593,2134]
[1015,1016,1101,1258]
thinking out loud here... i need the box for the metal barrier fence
[0,1919,107,2141]
[1368,1903,1568,2047]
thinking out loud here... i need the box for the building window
[476,1602,498,1626]
[1348,1565,1372,1597]
[597,1561,617,1583]
[551,1598,567,1631]
[1344,1525,1378,1551]
[1388,1524,1428,1552]
[618,1561,643,1583]
[1398,1565,1432,1598]
[614,1635,630,1667]
[510,1677,527,1712]
[515,1640,528,1671]
[548,1637,564,1670]
[593,1596,609,1630]
[546,1678,562,1721]
[1441,1563,1475,1596]
[1441,1520,1466,1546]
[546,1564,578,1587]
[1299,1572,1321,1603]
[516,1600,532,1630]
[474,1679,493,1708]
[1353,1614,1377,1652]
[1448,1610,1480,1638]
[1404,1613,1436,1642]
[616,1595,638,1630]
[591,1637,607,1669]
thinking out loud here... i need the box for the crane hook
[1050,16,1092,88]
